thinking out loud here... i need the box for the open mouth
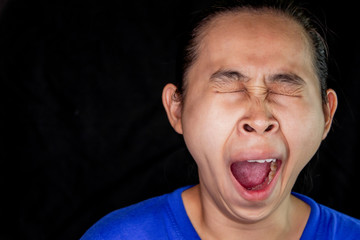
[230,159,281,191]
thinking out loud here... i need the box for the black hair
[175,0,328,103]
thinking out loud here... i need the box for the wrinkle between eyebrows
[209,69,306,98]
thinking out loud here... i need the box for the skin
[162,10,337,240]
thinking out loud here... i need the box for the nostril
[243,124,255,132]
[265,124,274,132]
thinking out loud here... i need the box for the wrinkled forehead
[188,9,315,79]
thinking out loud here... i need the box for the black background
[1,0,359,239]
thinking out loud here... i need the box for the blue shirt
[81,186,360,239]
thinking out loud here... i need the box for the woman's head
[163,0,337,223]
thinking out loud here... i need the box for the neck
[182,184,309,240]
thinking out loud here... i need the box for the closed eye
[216,88,247,94]
[267,90,302,98]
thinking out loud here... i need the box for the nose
[238,108,279,135]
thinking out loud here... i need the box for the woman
[81,1,360,239]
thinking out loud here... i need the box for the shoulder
[293,192,360,240]
[81,193,170,239]
[80,186,191,240]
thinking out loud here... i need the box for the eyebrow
[210,69,249,83]
[268,73,306,86]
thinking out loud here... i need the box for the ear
[322,89,338,140]
[162,83,183,134]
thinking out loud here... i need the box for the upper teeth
[247,159,276,163]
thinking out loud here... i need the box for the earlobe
[162,83,183,134]
[322,89,338,140]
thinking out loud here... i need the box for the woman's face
[165,11,336,222]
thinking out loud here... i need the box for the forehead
[201,10,309,51]
[190,10,314,78]
[206,10,306,36]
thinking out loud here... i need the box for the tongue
[231,161,271,189]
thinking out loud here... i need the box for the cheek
[277,99,325,166]
[181,95,236,164]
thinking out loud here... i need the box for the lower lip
[230,160,282,202]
